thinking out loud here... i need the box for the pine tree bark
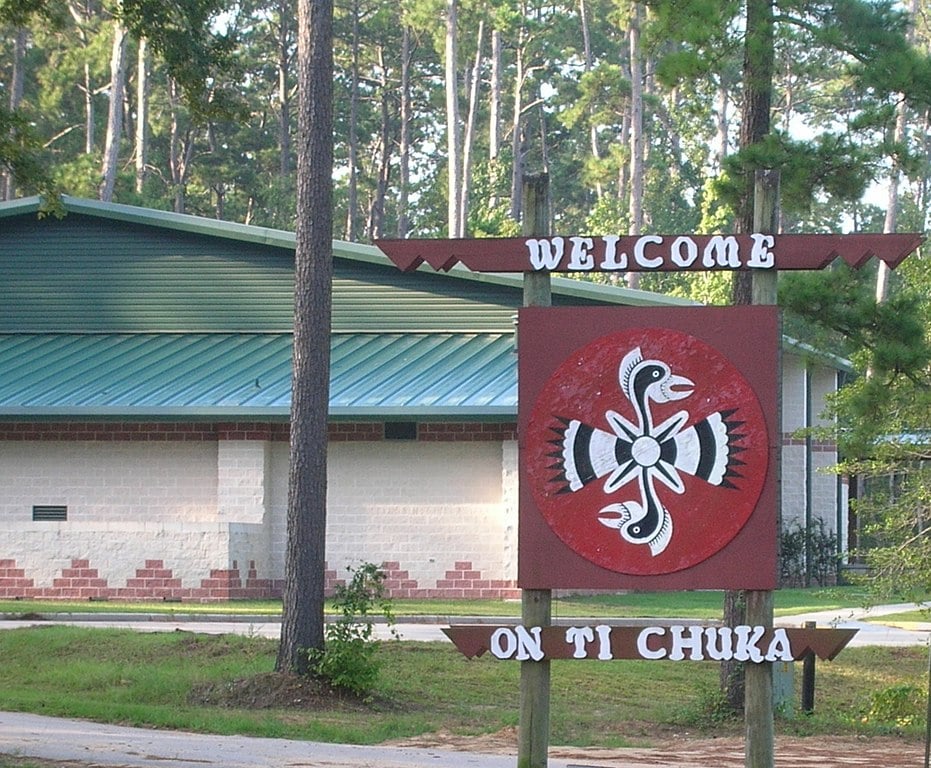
[278,0,293,180]
[4,26,26,199]
[732,0,773,309]
[459,21,484,237]
[99,19,128,202]
[135,37,149,195]
[276,0,334,676]
[445,0,462,237]
[398,26,412,238]
[724,0,775,713]
[627,3,644,289]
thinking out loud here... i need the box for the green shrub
[860,684,924,729]
[309,562,397,698]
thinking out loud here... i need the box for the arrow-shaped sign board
[442,624,857,663]
[375,233,923,274]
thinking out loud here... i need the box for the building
[0,196,845,600]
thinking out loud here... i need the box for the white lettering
[748,233,776,268]
[595,624,613,660]
[765,628,794,662]
[702,627,734,661]
[733,625,766,662]
[514,625,545,661]
[670,236,699,268]
[526,237,564,270]
[491,626,545,660]
[565,626,594,659]
[490,627,517,659]
[600,235,627,269]
[568,237,595,270]
[703,235,741,268]
[669,625,705,661]
[634,235,664,269]
[637,626,667,660]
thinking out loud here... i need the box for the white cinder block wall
[0,347,845,600]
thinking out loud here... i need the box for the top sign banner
[375,233,923,274]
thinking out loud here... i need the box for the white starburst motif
[549,347,746,556]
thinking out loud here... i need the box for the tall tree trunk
[723,0,775,713]
[276,0,334,676]
[579,0,602,199]
[398,26,412,237]
[876,0,916,305]
[489,29,502,161]
[167,77,191,213]
[509,36,526,221]
[4,26,27,199]
[345,0,360,240]
[459,20,484,237]
[99,19,128,202]
[876,96,906,303]
[445,0,462,237]
[135,37,149,194]
[627,3,644,289]
[711,76,730,173]
[278,0,293,179]
[368,46,391,240]
[731,0,774,305]
[83,62,95,155]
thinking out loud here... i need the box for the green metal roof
[0,196,694,336]
[0,333,517,418]
[0,197,704,420]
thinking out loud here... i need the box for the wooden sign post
[519,174,552,768]
[375,219,922,768]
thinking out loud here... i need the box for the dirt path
[392,730,922,767]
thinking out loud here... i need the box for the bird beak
[663,374,694,401]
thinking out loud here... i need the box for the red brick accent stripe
[0,557,519,601]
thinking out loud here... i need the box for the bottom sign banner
[443,624,857,663]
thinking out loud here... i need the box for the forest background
[4,0,931,600]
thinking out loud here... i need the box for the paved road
[0,710,566,768]
[1,602,929,646]
[1,604,928,767]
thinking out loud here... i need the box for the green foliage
[119,0,246,122]
[718,131,874,216]
[860,684,924,730]
[466,157,520,237]
[676,682,742,728]
[0,105,56,197]
[308,563,397,698]
[0,0,66,27]
[779,519,839,587]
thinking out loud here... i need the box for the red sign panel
[519,305,779,591]
[376,233,923,273]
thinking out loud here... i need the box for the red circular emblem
[525,328,768,576]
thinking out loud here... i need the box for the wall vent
[32,505,67,521]
[384,421,418,440]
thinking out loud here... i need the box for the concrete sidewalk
[1,602,929,646]
[0,710,610,768]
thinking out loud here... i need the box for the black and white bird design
[549,347,746,557]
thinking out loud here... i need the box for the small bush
[676,683,741,729]
[780,519,839,587]
[860,684,924,730]
[309,562,397,699]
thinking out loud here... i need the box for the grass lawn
[0,585,884,620]
[0,621,928,748]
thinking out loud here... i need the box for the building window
[32,505,67,521]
